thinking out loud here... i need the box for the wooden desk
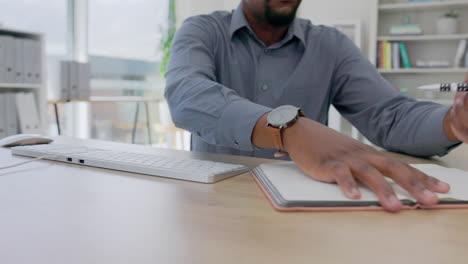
[1,137,467,264]
[49,96,161,144]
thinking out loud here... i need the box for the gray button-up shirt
[165,5,459,159]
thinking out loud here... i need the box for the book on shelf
[377,41,411,70]
[416,60,450,68]
[454,39,467,68]
[392,42,400,69]
[390,24,422,36]
[465,44,468,67]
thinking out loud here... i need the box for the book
[390,24,422,36]
[251,162,468,212]
[465,44,468,67]
[399,43,411,69]
[454,40,467,68]
[392,42,400,69]
[378,41,384,69]
[384,41,392,69]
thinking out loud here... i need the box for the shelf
[378,68,468,74]
[0,83,41,89]
[377,34,468,41]
[379,0,468,12]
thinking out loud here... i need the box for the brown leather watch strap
[270,126,285,153]
[268,109,305,155]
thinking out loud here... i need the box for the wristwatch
[266,105,305,157]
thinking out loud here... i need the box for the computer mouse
[0,134,53,148]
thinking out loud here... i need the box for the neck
[242,7,290,46]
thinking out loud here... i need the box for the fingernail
[349,187,360,198]
[437,181,450,189]
[388,196,400,207]
[423,189,437,200]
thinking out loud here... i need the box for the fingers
[367,155,447,206]
[321,161,361,200]
[348,161,402,212]
[449,100,468,142]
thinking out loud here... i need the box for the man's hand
[444,72,468,143]
[253,115,451,213]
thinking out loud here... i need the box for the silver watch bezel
[267,105,301,127]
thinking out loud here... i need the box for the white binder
[16,92,41,134]
[14,38,24,83]
[32,40,42,84]
[23,39,34,83]
[69,61,79,99]
[0,93,7,138]
[60,61,71,100]
[77,62,91,100]
[3,36,15,83]
[0,36,5,83]
[6,93,18,136]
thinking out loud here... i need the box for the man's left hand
[444,72,468,143]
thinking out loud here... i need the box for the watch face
[267,105,300,127]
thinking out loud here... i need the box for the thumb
[454,73,468,104]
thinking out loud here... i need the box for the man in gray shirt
[165,0,468,212]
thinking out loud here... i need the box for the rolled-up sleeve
[164,16,271,151]
[330,30,460,157]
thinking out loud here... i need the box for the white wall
[177,0,374,55]
[298,0,374,57]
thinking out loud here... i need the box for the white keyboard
[11,144,250,183]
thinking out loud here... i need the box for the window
[89,0,168,60]
[0,0,67,55]
[88,0,170,144]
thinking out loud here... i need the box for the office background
[1,0,467,149]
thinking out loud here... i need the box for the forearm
[367,98,460,157]
[252,113,275,149]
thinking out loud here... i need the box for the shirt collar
[229,4,250,39]
[229,4,306,46]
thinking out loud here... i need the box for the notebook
[251,162,468,212]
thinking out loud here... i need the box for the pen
[417,83,468,92]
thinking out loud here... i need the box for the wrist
[443,108,459,142]
[252,112,276,149]
[282,117,307,152]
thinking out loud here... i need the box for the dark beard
[264,1,299,27]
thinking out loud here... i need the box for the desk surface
[1,137,468,264]
[48,96,161,104]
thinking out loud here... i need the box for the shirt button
[264,49,270,54]
[261,84,269,91]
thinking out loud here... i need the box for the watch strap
[268,109,305,155]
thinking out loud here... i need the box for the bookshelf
[369,0,468,104]
[0,27,47,135]
[379,0,468,11]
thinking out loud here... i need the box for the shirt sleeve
[164,16,271,151]
[330,29,461,158]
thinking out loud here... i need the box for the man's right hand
[252,114,451,212]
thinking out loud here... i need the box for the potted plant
[160,0,176,76]
[436,10,458,35]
